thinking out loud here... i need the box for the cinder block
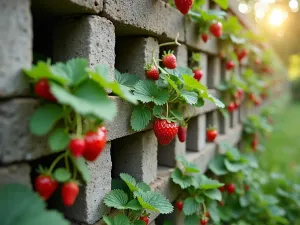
[115,37,159,79]
[207,56,221,89]
[200,53,208,86]
[0,99,50,163]
[112,130,158,184]
[102,0,185,41]
[230,110,239,128]
[31,0,102,16]
[53,16,115,81]
[184,19,219,55]
[62,143,112,224]
[206,110,220,131]
[175,44,188,68]
[218,111,230,135]
[0,163,31,187]
[186,115,206,152]
[0,0,32,97]
[158,138,186,167]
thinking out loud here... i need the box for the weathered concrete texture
[186,115,206,152]
[187,143,216,171]
[184,19,219,55]
[175,44,188,68]
[32,0,102,16]
[115,37,159,79]
[0,0,32,97]
[53,16,115,81]
[207,56,221,89]
[102,0,185,41]
[0,163,32,187]
[200,53,208,86]
[112,130,158,184]
[206,110,220,131]
[230,110,239,128]
[0,99,50,163]
[217,125,243,153]
[63,143,112,224]
[158,138,186,167]
[219,111,230,135]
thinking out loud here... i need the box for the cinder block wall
[0,1,274,225]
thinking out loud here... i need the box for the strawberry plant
[116,38,224,145]
[171,156,224,225]
[103,173,173,225]
[23,58,137,205]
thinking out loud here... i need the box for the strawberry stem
[76,113,82,136]
[159,33,181,47]
[166,103,169,117]
[202,202,207,216]
[48,153,65,174]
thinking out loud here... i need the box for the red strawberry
[193,69,203,81]
[140,216,149,225]
[35,174,58,200]
[244,184,250,191]
[209,22,222,38]
[83,127,107,161]
[201,33,209,43]
[206,128,218,142]
[235,89,244,99]
[226,183,236,194]
[162,51,177,69]
[225,61,235,71]
[178,126,187,142]
[174,0,194,14]
[254,97,261,106]
[153,119,179,145]
[34,78,56,102]
[145,64,159,80]
[69,138,86,158]
[227,102,236,113]
[251,134,259,152]
[206,211,210,218]
[237,49,248,62]
[176,201,184,211]
[249,93,256,102]
[62,181,79,206]
[234,102,240,110]
[218,201,225,206]
[200,218,209,225]
[219,186,226,192]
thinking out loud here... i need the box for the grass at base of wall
[261,102,300,183]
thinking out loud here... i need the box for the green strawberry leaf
[181,90,198,105]
[53,168,71,183]
[183,197,201,215]
[153,105,163,117]
[120,173,137,192]
[29,104,63,136]
[170,109,183,121]
[193,174,224,190]
[0,184,69,225]
[224,159,246,172]
[176,156,200,173]
[50,80,116,121]
[125,199,142,210]
[115,70,140,89]
[183,74,208,92]
[208,155,228,175]
[204,189,222,201]
[104,190,129,209]
[225,146,241,161]
[130,105,152,132]
[171,168,194,189]
[51,58,89,86]
[133,80,169,105]
[48,127,70,152]
[136,182,151,192]
[213,0,228,9]
[195,98,205,107]
[103,215,131,225]
[184,215,199,225]
[135,191,174,214]
[71,156,90,183]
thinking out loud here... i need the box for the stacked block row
[0,1,267,225]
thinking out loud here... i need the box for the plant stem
[202,202,207,215]
[166,103,169,117]
[49,153,65,174]
[76,113,82,136]
[159,33,181,47]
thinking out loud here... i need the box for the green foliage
[103,173,173,225]
[0,184,69,225]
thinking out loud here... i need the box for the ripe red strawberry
[244,184,250,191]
[225,61,235,71]
[219,186,226,192]
[249,93,256,102]
[140,216,149,225]
[235,89,244,99]
[35,174,58,200]
[69,138,86,158]
[174,0,194,14]
[178,126,187,142]
[34,78,56,102]
[218,201,225,206]
[209,22,222,38]
[201,33,209,43]
[193,69,203,81]
[176,201,184,211]
[200,218,209,225]
[153,119,179,145]
[145,64,159,80]
[206,211,210,218]
[83,127,107,161]
[206,128,218,142]
[237,49,248,62]
[234,102,240,110]
[251,134,259,152]
[62,181,79,206]
[226,183,236,194]
[227,102,236,113]
[254,97,261,106]
[162,51,177,69]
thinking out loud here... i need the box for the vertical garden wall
[0,1,287,225]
